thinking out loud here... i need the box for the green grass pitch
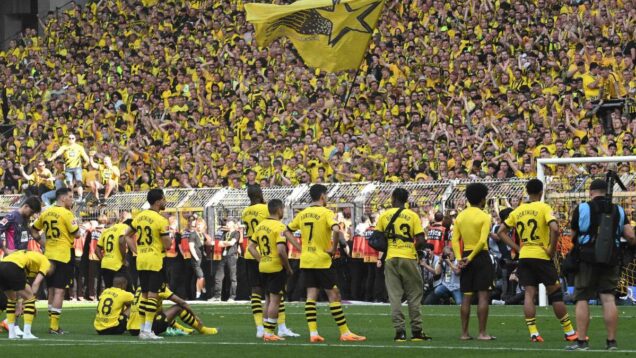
[2,303,636,357]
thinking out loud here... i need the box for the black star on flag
[246,0,385,72]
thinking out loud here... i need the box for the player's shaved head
[113,274,128,289]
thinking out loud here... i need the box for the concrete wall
[1,0,89,49]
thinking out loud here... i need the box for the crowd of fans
[0,0,633,200]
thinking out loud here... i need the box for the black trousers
[236,257,250,300]
[349,259,366,301]
[213,255,237,300]
[286,259,304,302]
[126,252,139,289]
[333,257,350,299]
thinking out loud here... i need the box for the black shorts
[97,315,128,335]
[191,259,204,279]
[0,262,26,291]
[138,269,166,293]
[518,258,559,287]
[46,260,73,289]
[246,259,263,288]
[301,268,337,290]
[152,312,170,335]
[460,251,494,293]
[101,267,129,288]
[263,270,287,295]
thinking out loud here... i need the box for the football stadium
[1,0,636,356]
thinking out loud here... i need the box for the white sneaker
[491,299,505,305]
[256,326,264,338]
[278,327,300,337]
[22,333,38,340]
[147,331,164,340]
[15,326,24,337]
[227,298,235,303]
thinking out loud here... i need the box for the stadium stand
[0,0,633,197]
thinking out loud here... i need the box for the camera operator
[567,179,635,351]
[418,244,436,299]
[424,247,461,304]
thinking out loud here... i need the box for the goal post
[536,156,636,307]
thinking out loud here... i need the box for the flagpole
[340,0,385,116]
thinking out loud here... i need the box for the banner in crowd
[245,0,384,72]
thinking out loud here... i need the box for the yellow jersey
[127,285,173,331]
[94,287,134,331]
[287,206,338,269]
[98,223,128,271]
[451,206,492,261]
[99,164,120,184]
[59,143,87,168]
[504,201,557,260]
[251,218,287,273]
[2,250,51,279]
[241,203,269,260]
[376,208,424,260]
[131,210,170,272]
[33,205,79,263]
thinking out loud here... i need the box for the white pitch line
[1,338,634,353]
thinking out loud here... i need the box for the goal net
[539,156,636,303]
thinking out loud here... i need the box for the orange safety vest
[362,226,379,263]
[180,231,192,259]
[287,232,302,260]
[27,239,42,253]
[74,235,85,258]
[213,238,223,261]
[351,234,365,259]
[88,231,99,261]
[166,228,178,258]
[427,224,447,256]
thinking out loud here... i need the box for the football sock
[251,293,263,329]
[179,310,203,332]
[6,299,16,332]
[559,314,575,335]
[264,318,277,335]
[526,317,539,337]
[49,308,61,331]
[278,298,286,328]
[305,300,318,336]
[141,298,158,333]
[329,302,349,335]
[23,298,36,335]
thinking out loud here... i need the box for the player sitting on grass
[0,250,53,339]
[128,282,218,337]
[94,274,134,335]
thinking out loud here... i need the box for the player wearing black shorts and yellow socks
[242,185,299,338]
[248,199,295,342]
[124,189,172,340]
[0,250,52,339]
[284,184,365,343]
[497,179,577,343]
[30,188,81,335]
[127,282,217,336]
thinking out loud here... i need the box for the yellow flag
[245,0,384,72]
